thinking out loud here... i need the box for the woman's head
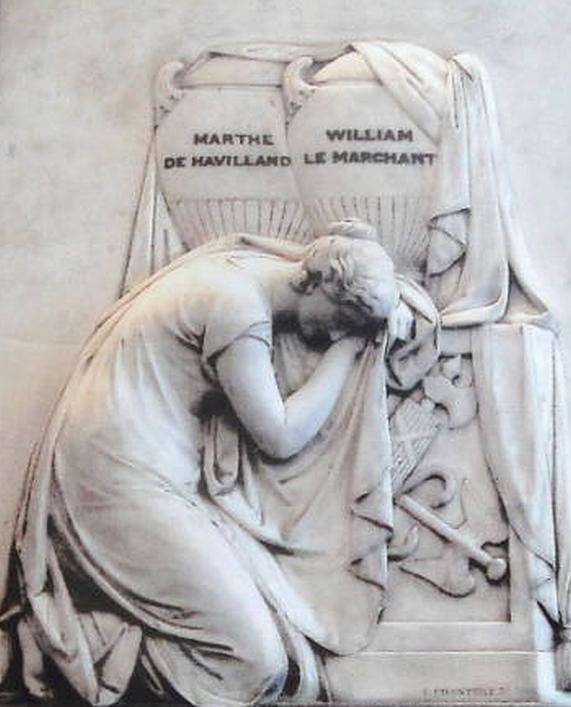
[294,220,399,341]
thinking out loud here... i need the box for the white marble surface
[1,2,571,702]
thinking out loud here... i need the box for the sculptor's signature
[423,686,507,700]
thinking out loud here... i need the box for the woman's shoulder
[201,253,269,306]
[199,254,272,363]
[156,251,264,302]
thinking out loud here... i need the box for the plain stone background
[0,0,570,598]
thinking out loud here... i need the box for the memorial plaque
[1,3,571,706]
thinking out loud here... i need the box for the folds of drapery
[353,43,571,663]
[13,237,317,704]
[426,54,552,328]
[201,276,439,655]
[12,232,438,703]
[120,145,186,295]
[472,324,571,636]
[351,43,551,328]
[202,339,393,654]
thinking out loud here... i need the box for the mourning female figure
[6,222,439,706]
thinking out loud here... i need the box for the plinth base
[326,651,571,704]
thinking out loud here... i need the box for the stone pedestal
[327,534,567,704]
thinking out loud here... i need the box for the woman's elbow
[255,432,300,461]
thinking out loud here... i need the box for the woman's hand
[388,300,414,341]
[217,332,367,461]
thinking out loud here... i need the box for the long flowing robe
[12,234,439,705]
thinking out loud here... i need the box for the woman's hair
[295,219,399,320]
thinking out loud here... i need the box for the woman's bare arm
[215,336,362,460]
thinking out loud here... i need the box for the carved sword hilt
[396,493,508,584]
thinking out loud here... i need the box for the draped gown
[13,236,439,705]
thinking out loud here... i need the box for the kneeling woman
[10,223,435,706]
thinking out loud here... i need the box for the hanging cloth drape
[473,324,571,633]
[353,43,571,685]
[351,43,552,328]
